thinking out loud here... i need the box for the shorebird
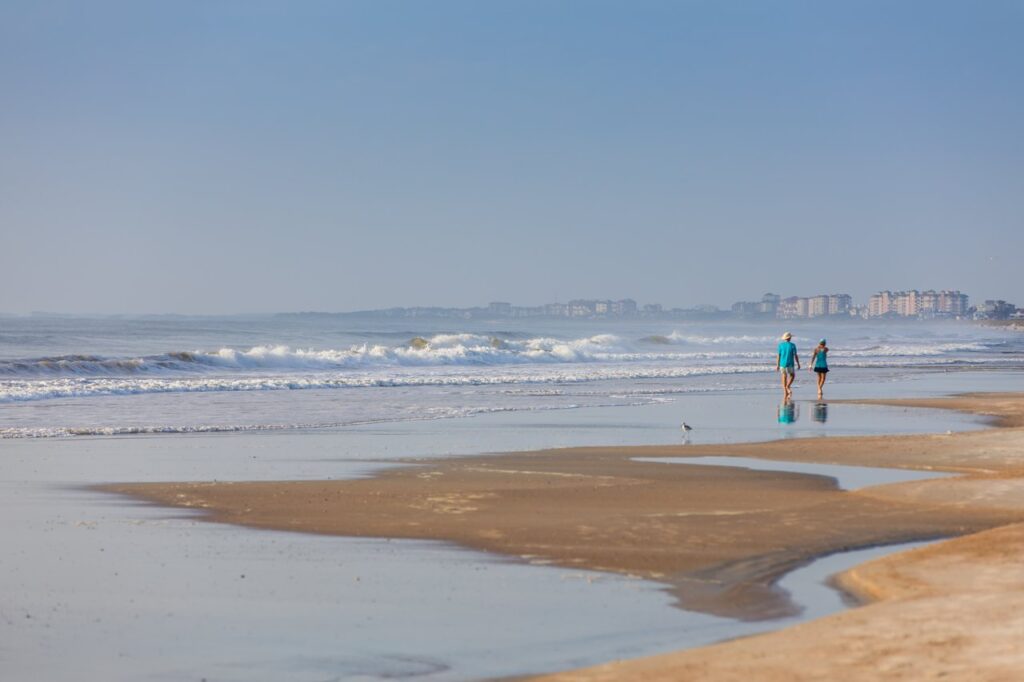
[681,422,693,433]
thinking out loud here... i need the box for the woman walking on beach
[810,338,829,399]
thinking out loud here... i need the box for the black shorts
[814,367,829,374]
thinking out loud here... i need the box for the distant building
[544,303,568,317]
[730,293,779,317]
[612,299,637,315]
[915,290,967,318]
[918,290,939,316]
[868,290,968,318]
[808,295,829,318]
[869,291,893,317]
[938,290,969,317]
[759,293,781,315]
[568,300,595,317]
[732,301,761,316]
[896,290,919,317]
[488,302,512,316]
[735,292,853,319]
[557,299,638,318]
[828,294,852,315]
[777,296,809,319]
[642,303,663,315]
[511,306,544,318]
[975,300,1017,320]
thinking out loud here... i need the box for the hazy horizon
[0,289,1001,318]
[2,1,1021,315]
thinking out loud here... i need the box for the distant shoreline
[274,309,986,324]
[980,319,1024,332]
[2,310,1016,325]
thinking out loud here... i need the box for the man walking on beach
[777,332,800,400]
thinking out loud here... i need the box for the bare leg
[780,370,787,398]
[784,371,795,399]
[816,372,825,399]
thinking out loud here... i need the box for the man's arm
[776,352,781,370]
[795,351,801,370]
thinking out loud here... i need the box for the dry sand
[104,392,1024,679]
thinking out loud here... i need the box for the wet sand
[104,392,1024,677]
[528,522,1024,682]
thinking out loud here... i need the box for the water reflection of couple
[778,401,828,424]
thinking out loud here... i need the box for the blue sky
[1,1,1021,313]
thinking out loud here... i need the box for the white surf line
[632,456,953,491]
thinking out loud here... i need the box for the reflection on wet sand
[777,401,798,424]
[813,402,829,424]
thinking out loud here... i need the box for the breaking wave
[0,333,1000,379]
[0,364,773,403]
[0,330,1011,407]
[662,332,779,345]
[0,334,635,376]
[2,356,1019,404]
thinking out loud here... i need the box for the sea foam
[0,331,1008,405]
[0,333,998,378]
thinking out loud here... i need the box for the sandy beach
[102,392,1024,678]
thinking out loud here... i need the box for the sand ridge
[531,523,1024,682]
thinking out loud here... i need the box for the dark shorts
[814,367,829,374]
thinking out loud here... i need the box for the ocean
[2,314,1022,680]
[1,314,1021,439]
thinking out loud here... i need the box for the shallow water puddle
[633,455,953,490]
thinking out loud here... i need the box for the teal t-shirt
[778,341,797,368]
[813,347,828,369]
